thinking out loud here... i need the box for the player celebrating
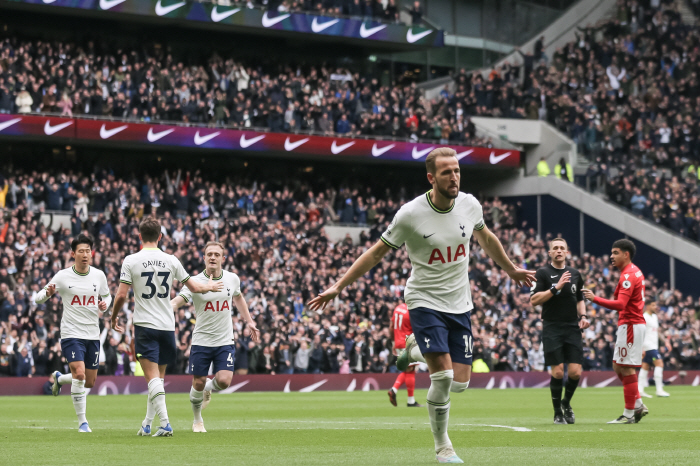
[309,148,535,463]
[582,239,649,424]
[639,301,670,398]
[170,241,259,432]
[111,218,223,437]
[388,300,422,408]
[34,234,111,433]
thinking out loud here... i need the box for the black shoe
[634,403,649,423]
[561,401,575,424]
[387,389,397,407]
[553,414,568,424]
[407,402,424,407]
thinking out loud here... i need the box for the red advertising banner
[0,114,521,168]
[3,371,698,396]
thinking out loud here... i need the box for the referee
[530,237,590,424]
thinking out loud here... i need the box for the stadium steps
[678,0,696,25]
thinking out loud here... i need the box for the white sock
[635,397,643,408]
[638,369,648,390]
[623,408,635,418]
[390,386,398,394]
[410,344,426,364]
[427,370,453,452]
[654,366,664,392]
[58,373,72,385]
[407,396,415,404]
[205,378,223,392]
[190,387,204,423]
[144,378,164,426]
[70,379,87,425]
[148,378,169,427]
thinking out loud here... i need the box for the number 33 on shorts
[463,335,473,357]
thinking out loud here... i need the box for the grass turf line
[1,386,699,465]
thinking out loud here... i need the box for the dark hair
[612,238,636,260]
[139,217,161,243]
[71,234,93,252]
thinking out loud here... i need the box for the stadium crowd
[1,166,699,378]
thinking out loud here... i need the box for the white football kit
[643,313,659,352]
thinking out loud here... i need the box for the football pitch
[1,387,699,465]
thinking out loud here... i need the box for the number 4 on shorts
[227,352,234,367]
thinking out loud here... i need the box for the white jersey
[643,312,659,351]
[120,247,190,331]
[179,269,240,347]
[382,190,484,314]
[46,266,110,340]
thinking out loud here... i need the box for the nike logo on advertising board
[455,149,474,160]
[360,23,387,38]
[412,146,434,160]
[406,28,433,43]
[240,134,265,148]
[262,12,290,27]
[44,120,73,135]
[99,124,128,139]
[0,118,21,132]
[147,128,174,142]
[489,151,512,164]
[155,0,186,16]
[211,6,240,22]
[330,141,355,154]
[100,0,126,10]
[371,143,395,157]
[311,18,339,33]
[194,131,221,145]
[284,137,309,151]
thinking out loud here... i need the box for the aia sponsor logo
[204,301,231,312]
[428,244,467,264]
[71,295,97,306]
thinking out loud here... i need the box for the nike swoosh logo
[407,29,433,43]
[155,0,186,16]
[412,146,434,160]
[551,276,558,278]
[68,286,74,288]
[0,118,22,132]
[147,128,174,142]
[44,120,73,135]
[194,131,221,145]
[100,0,126,10]
[455,149,474,161]
[99,124,128,139]
[371,143,395,157]
[360,23,387,38]
[240,134,265,148]
[489,151,512,164]
[211,6,240,22]
[284,137,309,151]
[423,233,435,239]
[226,363,234,367]
[331,140,355,154]
[311,17,339,33]
[262,12,290,27]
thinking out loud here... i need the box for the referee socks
[550,377,564,415]
[562,377,580,405]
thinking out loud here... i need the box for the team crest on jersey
[226,288,230,297]
[459,224,466,237]
[93,284,96,292]
[571,284,577,294]
[622,280,631,289]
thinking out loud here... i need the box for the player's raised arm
[582,288,630,311]
[34,282,57,304]
[233,293,259,342]
[472,225,536,287]
[308,240,392,311]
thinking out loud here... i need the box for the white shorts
[614,324,646,367]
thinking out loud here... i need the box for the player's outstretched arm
[582,289,629,311]
[171,295,186,311]
[183,276,224,294]
[233,294,259,342]
[473,225,536,287]
[34,283,56,304]
[308,240,392,311]
[111,282,131,333]
[530,272,571,306]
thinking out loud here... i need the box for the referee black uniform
[531,262,585,423]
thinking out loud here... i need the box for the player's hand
[506,267,537,288]
[555,271,571,290]
[579,317,591,330]
[111,316,124,333]
[98,299,108,312]
[582,289,595,301]
[307,284,341,311]
[247,321,260,343]
[45,284,56,297]
[207,277,224,293]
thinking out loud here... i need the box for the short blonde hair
[426,148,457,174]
[203,241,226,254]
[548,237,568,250]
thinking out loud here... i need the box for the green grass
[1,386,699,465]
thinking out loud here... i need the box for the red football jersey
[615,263,646,326]
[392,303,412,349]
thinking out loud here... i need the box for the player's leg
[653,356,669,397]
[396,333,427,371]
[191,375,208,432]
[549,363,566,423]
[388,367,406,407]
[67,360,90,431]
[638,357,652,398]
[608,324,647,424]
[53,339,78,395]
[405,366,422,407]
[560,332,584,424]
[202,345,235,410]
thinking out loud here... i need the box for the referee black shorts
[542,321,584,366]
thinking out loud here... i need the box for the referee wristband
[550,285,561,296]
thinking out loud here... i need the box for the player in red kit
[583,239,649,424]
[388,301,423,407]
